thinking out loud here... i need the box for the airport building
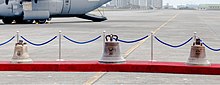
[109,0,130,8]
[147,0,163,9]
[198,4,220,10]
[139,0,148,9]
[177,4,198,10]
[130,0,140,6]
[164,3,174,9]
[109,0,162,9]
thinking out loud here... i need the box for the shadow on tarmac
[0,21,93,25]
[49,21,93,24]
[107,20,164,23]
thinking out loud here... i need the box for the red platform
[0,61,220,75]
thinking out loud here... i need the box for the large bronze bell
[11,40,32,63]
[187,38,210,65]
[99,34,125,63]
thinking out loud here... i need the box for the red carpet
[0,61,219,75]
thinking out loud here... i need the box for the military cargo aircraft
[0,0,110,24]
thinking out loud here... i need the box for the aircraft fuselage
[0,0,111,24]
[33,0,110,16]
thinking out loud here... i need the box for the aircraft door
[61,0,71,14]
[12,3,23,16]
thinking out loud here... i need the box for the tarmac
[0,10,220,85]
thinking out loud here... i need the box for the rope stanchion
[154,36,193,48]
[63,35,101,44]
[16,31,19,43]
[21,36,57,46]
[201,40,220,51]
[117,35,149,43]
[57,31,64,61]
[0,36,15,46]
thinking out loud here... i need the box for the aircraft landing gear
[15,18,34,24]
[15,19,24,24]
[2,19,13,24]
[2,18,39,24]
[35,19,46,24]
[24,20,34,24]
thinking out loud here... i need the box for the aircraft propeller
[5,0,9,5]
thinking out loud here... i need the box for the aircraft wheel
[2,19,13,24]
[15,19,24,24]
[35,20,46,24]
[24,20,34,24]
[15,19,34,24]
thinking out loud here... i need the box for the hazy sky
[164,0,220,6]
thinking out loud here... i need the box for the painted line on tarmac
[83,13,179,85]
[83,72,106,85]
[124,13,179,58]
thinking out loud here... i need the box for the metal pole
[58,30,62,61]
[151,31,154,61]
[16,31,19,43]
[103,31,106,46]
[194,32,197,42]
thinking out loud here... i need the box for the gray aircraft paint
[12,1,23,16]
[62,0,71,14]
[0,0,111,23]
[0,1,21,17]
[0,0,4,4]
[32,0,111,15]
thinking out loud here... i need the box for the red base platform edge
[0,61,220,75]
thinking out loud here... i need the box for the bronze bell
[11,40,32,63]
[187,38,210,65]
[99,34,125,63]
